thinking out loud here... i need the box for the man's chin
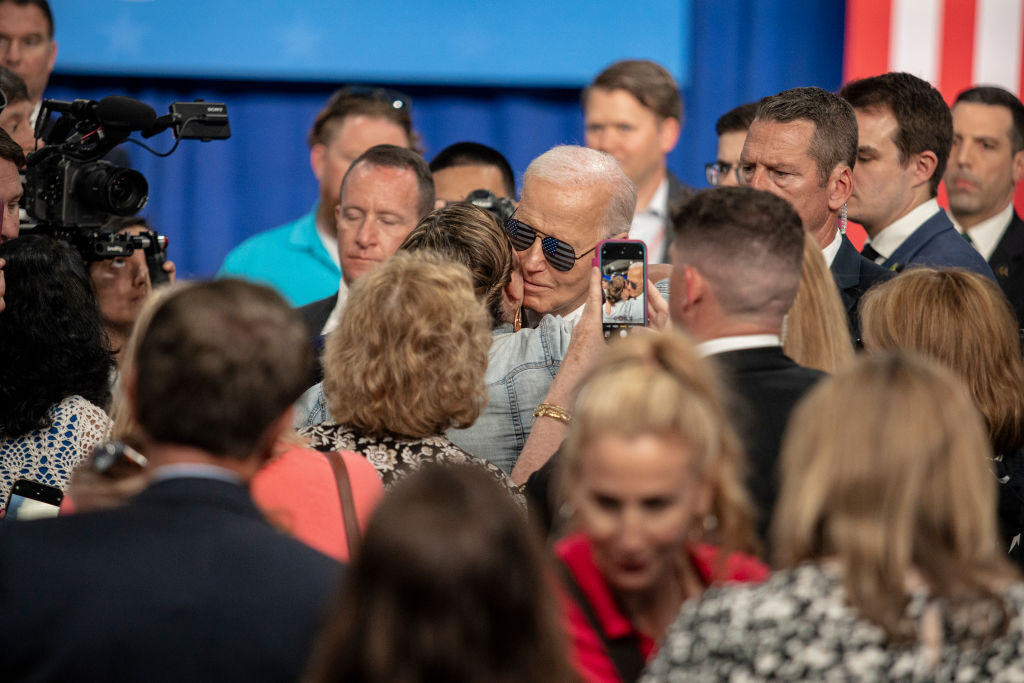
[341,258,379,282]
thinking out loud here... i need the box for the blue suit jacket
[830,233,894,343]
[882,208,995,280]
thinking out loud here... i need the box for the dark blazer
[0,477,340,683]
[298,292,338,337]
[881,208,996,279]
[830,233,895,343]
[664,170,696,254]
[989,210,1024,326]
[711,346,825,542]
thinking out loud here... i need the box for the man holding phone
[0,279,339,682]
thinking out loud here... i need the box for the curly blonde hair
[323,252,491,439]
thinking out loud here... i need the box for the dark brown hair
[133,279,313,459]
[305,464,577,683]
[955,85,1024,153]
[715,101,758,136]
[841,72,953,196]
[307,86,418,151]
[341,144,435,219]
[584,59,682,121]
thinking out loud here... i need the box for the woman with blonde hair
[860,268,1024,561]
[782,231,855,373]
[298,251,523,501]
[556,331,766,683]
[643,352,1024,680]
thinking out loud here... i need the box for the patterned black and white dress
[641,563,1024,681]
[297,422,525,507]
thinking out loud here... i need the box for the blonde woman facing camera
[644,353,1024,681]
[556,332,766,683]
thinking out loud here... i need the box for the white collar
[640,176,670,218]
[951,201,1015,262]
[821,229,842,267]
[697,334,781,357]
[863,198,940,260]
[321,278,351,336]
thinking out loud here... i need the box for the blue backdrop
[44,0,845,279]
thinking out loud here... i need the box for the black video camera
[20,96,230,281]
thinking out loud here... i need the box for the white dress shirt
[951,201,1014,262]
[822,229,842,267]
[629,177,670,263]
[861,198,941,263]
[697,334,781,358]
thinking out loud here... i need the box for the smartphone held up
[593,239,647,339]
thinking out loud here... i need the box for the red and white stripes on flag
[844,0,1024,226]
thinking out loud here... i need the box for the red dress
[554,532,768,683]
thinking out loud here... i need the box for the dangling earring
[514,306,522,332]
[839,204,848,235]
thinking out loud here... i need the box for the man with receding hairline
[739,86,892,342]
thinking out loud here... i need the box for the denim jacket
[295,315,575,474]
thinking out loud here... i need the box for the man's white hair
[523,145,636,239]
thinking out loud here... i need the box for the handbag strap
[557,558,645,683]
[324,450,361,560]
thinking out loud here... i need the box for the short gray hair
[523,145,636,238]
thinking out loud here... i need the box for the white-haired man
[510,145,636,325]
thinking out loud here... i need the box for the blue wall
[44,0,845,278]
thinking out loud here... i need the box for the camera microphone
[93,96,157,132]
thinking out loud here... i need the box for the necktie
[861,243,882,262]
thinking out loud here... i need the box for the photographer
[88,215,174,366]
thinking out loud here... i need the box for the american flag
[844,0,1024,247]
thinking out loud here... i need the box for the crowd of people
[2,0,1024,680]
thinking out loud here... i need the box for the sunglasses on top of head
[503,213,596,272]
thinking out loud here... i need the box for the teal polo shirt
[218,205,341,306]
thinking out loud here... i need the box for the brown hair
[305,464,577,683]
[561,331,759,563]
[756,87,859,184]
[584,59,682,121]
[860,268,1024,454]
[954,86,1024,153]
[774,352,1017,643]
[342,144,435,220]
[399,203,515,327]
[605,275,626,306]
[322,252,491,439]
[715,101,758,136]
[133,279,313,460]
[840,72,953,196]
[782,232,855,373]
[307,85,418,151]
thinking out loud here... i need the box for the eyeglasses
[626,280,640,289]
[503,214,596,272]
[705,161,742,186]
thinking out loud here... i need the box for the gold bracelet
[534,402,572,425]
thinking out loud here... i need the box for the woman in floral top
[298,252,523,505]
[643,353,1024,681]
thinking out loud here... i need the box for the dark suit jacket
[830,233,894,343]
[711,346,825,542]
[0,477,340,683]
[990,210,1024,326]
[299,292,338,337]
[664,170,695,254]
[882,208,995,279]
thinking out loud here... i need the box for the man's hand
[0,257,6,313]
[646,278,670,330]
[162,259,177,284]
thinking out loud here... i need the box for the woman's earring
[514,306,522,332]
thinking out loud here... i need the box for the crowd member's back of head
[860,268,1024,455]
[783,231,855,373]
[429,141,516,202]
[776,352,1016,642]
[305,464,575,683]
[398,203,516,326]
[134,279,313,460]
[0,65,32,154]
[0,235,113,438]
[321,251,489,440]
[671,186,804,332]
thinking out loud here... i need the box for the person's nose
[354,218,378,249]
[519,238,547,274]
[615,506,648,555]
[747,167,771,192]
[952,140,972,168]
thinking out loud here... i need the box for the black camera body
[20,95,229,281]
[466,188,516,225]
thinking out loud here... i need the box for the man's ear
[310,144,326,181]
[1013,149,1024,185]
[911,150,939,190]
[611,231,629,241]
[827,165,854,211]
[658,116,681,155]
[682,265,705,309]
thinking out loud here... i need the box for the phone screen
[3,480,63,521]
[598,240,647,339]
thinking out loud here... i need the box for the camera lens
[76,162,149,216]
